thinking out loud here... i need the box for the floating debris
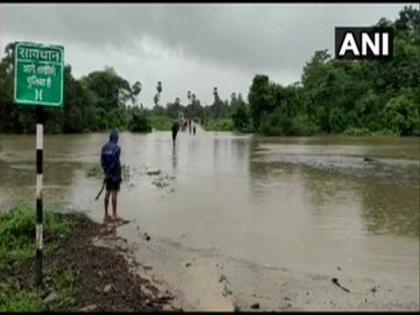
[146,169,162,176]
[363,156,375,162]
[331,277,351,293]
[250,302,260,309]
[144,232,151,241]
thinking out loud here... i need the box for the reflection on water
[171,145,177,172]
[359,180,419,237]
[0,132,419,307]
[248,136,419,240]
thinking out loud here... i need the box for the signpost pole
[14,42,64,286]
[35,105,44,286]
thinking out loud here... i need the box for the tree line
[232,6,420,136]
[0,41,243,133]
[0,6,418,136]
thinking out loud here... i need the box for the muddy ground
[15,213,181,312]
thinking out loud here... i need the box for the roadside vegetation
[203,118,234,132]
[0,204,176,312]
[0,204,74,312]
[86,164,131,181]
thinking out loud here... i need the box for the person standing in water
[193,125,196,135]
[172,121,179,146]
[101,129,122,221]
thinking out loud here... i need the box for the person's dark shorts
[106,179,120,192]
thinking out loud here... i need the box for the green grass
[0,265,76,312]
[0,283,44,312]
[0,204,71,244]
[86,165,102,178]
[42,266,77,310]
[149,114,173,131]
[0,204,71,270]
[343,127,399,137]
[203,118,234,131]
[0,204,75,312]
[86,164,131,181]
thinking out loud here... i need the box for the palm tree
[155,81,162,106]
[153,93,159,106]
[213,86,219,104]
[131,81,142,106]
[187,90,191,103]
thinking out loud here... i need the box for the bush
[0,204,72,269]
[259,110,318,136]
[291,114,319,136]
[204,118,234,131]
[371,129,399,136]
[259,122,283,136]
[354,91,382,131]
[380,95,418,136]
[128,108,152,133]
[258,110,283,135]
[329,108,347,134]
[232,105,253,133]
[148,114,173,131]
[343,127,372,136]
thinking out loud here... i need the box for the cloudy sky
[0,3,416,107]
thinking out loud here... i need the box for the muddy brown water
[0,131,419,310]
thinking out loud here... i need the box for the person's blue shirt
[101,129,121,182]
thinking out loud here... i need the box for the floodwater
[0,130,419,310]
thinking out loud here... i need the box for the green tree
[232,102,252,133]
[381,94,418,135]
[81,67,131,112]
[128,107,152,132]
[248,75,277,131]
[131,81,142,106]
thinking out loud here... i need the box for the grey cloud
[0,3,413,73]
[0,3,415,106]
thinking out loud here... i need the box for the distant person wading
[172,121,179,146]
[101,129,122,221]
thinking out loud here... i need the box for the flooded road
[0,131,419,310]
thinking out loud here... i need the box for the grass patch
[149,114,173,131]
[42,266,77,310]
[86,165,102,178]
[86,164,131,182]
[0,204,75,312]
[0,283,44,312]
[343,127,399,137]
[203,118,234,131]
[0,204,71,271]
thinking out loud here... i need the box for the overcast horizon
[0,3,416,107]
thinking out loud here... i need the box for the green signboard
[14,42,64,106]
